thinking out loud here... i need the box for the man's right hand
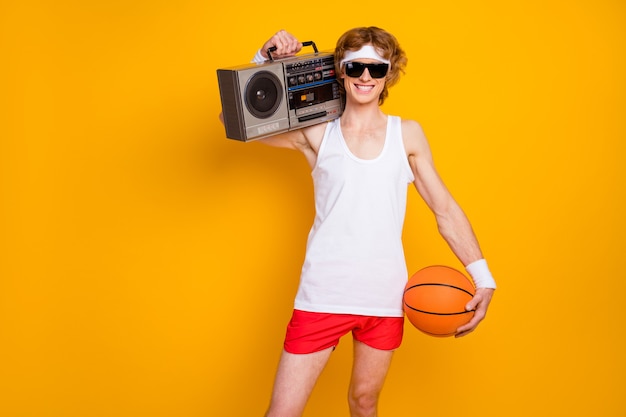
[260,30,302,60]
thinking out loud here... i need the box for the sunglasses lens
[368,64,388,78]
[344,62,389,79]
[345,62,365,77]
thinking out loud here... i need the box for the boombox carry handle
[267,41,318,62]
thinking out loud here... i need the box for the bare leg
[347,341,394,417]
[265,347,334,417]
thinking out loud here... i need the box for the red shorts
[283,310,404,354]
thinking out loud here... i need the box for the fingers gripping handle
[267,41,318,61]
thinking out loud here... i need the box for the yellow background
[2,1,625,416]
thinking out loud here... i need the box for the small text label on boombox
[257,122,281,136]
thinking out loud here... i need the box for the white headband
[340,45,390,66]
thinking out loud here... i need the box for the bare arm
[403,120,482,263]
[217,108,324,168]
[256,123,326,169]
[403,119,495,337]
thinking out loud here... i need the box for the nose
[359,67,372,81]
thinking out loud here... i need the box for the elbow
[436,216,455,241]
[434,204,463,241]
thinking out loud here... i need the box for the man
[223,27,496,417]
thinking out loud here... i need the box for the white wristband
[465,259,497,289]
[251,49,266,64]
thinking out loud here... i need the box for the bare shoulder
[400,118,430,158]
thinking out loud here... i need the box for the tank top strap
[314,119,340,168]
[386,115,415,183]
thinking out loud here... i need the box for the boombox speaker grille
[245,71,282,118]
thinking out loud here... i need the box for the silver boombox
[217,42,344,142]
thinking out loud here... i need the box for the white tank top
[294,115,415,317]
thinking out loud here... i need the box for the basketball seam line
[404,282,475,297]
[403,302,475,316]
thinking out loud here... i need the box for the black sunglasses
[344,61,389,79]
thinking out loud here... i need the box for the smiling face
[341,57,388,106]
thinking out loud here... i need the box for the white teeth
[355,84,374,91]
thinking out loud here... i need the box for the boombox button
[297,105,324,116]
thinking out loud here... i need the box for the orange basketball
[403,265,475,337]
